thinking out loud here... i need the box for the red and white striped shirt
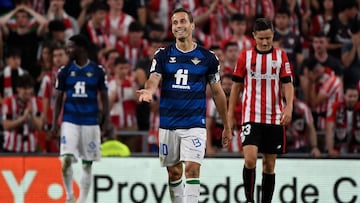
[233,47,293,125]
[2,96,43,152]
[312,68,343,130]
[108,78,137,129]
[37,70,57,125]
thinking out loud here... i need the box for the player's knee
[184,162,200,178]
[244,158,257,169]
[167,163,183,180]
[62,155,73,172]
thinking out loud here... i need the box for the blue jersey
[55,60,108,125]
[150,44,220,129]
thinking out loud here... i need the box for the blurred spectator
[306,58,343,149]
[193,0,236,47]
[0,49,28,104]
[327,0,358,59]
[273,6,304,87]
[300,32,343,101]
[134,38,163,131]
[34,42,53,93]
[286,97,321,157]
[234,0,275,35]
[221,13,253,53]
[47,19,67,44]
[0,4,48,79]
[115,21,148,70]
[123,0,147,27]
[108,57,138,151]
[341,19,360,88]
[102,48,120,79]
[148,0,198,40]
[222,41,239,74]
[105,0,134,46]
[310,0,336,36]
[80,1,110,63]
[2,74,43,153]
[206,73,242,156]
[325,85,360,157]
[37,42,68,153]
[146,22,166,41]
[47,0,79,41]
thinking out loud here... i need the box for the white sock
[169,178,184,203]
[185,178,200,203]
[62,157,74,200]
[77,164,92,203]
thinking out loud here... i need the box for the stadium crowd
[0,0,359,157]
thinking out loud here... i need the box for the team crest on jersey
[191,57,201,65]
[169,57,176,63]
[86,72,93,77]
[70,71,76,77]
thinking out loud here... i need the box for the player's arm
[281,82,294,126]
[209,81,232,147]
[51,90,64,130]
[2,110,30,131]
[228,80,243,130]
[137,73,161,102]
[100,89,110,130]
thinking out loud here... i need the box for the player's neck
[75,57,89,67]
[176,40,196,52]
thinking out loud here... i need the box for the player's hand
[50,124,60,139]
[137,89,153,102]
[221,127,232,148]
[280,105,292,126]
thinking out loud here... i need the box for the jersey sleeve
[97,65,108,91]
[55,66,66,91]
[279,50,293,83]
[149,48,164,74]
[207,51,220,83]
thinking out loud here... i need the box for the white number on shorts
[192,138,201,147]
[242,124,251,136]
[160,143,168,155]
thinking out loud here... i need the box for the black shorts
[241,122,287,154]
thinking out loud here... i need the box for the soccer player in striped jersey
[51,34,110,203]
[228,18,294,203]
[137,8,232,203]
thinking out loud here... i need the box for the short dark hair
[172,8,194,23]
[114,57,129,65]
[7,48,22,58]
[230,13,246,22]
[129,21,144,32]
[16,74,34,88]
[48,19,66,32]
[253,18,274,32]
[87,1,109,14]
[344,84,359,93]
[69,34,91,50]
[276,6,291,17]
[223,41,238,51]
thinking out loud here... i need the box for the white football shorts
[158,128,206,167]
[60,122,101,162]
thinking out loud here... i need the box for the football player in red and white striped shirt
[2,74,43,153]
[228,18,294,203]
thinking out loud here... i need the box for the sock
[243,167,256,202]
[62,156,74,200]
[184,178,200,203]
[261,173,275,203]
[169,178,184,203]
[77,164,92,203]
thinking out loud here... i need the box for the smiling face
[171,11,194,42]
